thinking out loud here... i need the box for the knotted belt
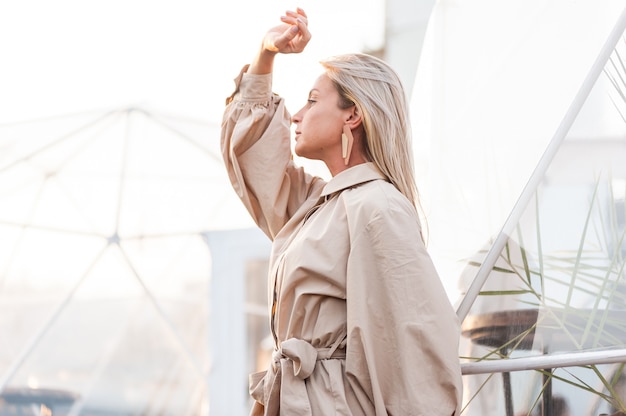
[249,338,346,416]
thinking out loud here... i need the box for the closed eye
[307,99,316,105]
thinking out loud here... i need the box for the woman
[221,7,462,415]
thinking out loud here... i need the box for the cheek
[300,106,344,147]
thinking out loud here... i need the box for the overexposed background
[0,0,385,125]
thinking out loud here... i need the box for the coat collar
[320,163,387,198]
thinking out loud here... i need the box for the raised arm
[221,8,323,239]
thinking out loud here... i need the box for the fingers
[282,7,307,22]
[280,8,308,30]
[270,8,309,52]
[266,8,311,54]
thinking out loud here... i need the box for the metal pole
[461,348,626,375]
[457,5,626,322]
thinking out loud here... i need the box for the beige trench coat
[221,67,462,416]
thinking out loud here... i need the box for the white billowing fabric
[221,67,462,415]
[411,0,626,296]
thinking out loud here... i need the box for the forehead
[310,74,337,95]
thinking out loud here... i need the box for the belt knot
[272,338,318,379]
[249,337,346,415]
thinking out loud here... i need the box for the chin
[293,145,305,158]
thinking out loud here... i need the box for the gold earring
[341,124,354,166]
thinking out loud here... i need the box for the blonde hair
[320,53,420,211]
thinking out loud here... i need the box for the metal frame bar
[456,5,626,322]
[462,348,626,375]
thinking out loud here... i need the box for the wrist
[249,48,276,75]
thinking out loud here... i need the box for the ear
[344,106,363,130]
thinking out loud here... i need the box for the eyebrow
[308,88,319,96]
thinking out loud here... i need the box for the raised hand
[249,8,311,74]
[262,8,311,54]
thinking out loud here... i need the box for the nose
[291,108,303,124]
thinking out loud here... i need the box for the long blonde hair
[320,53,420,211]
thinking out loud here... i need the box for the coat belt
[249,338,346,416]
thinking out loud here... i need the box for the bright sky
[0,0,385,125]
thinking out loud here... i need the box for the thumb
[274,25,300,49]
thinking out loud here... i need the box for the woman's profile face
[291,74,350,163]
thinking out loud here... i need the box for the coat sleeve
[220,67,324,240]
[345,201,463,415]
